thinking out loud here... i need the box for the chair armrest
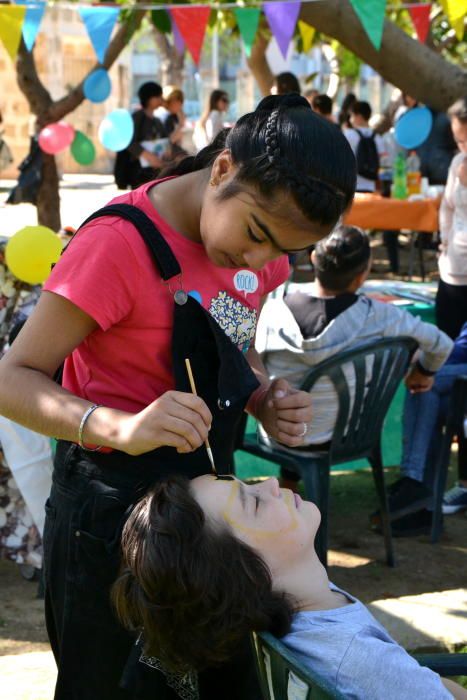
[414,653,467,677]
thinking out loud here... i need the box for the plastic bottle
[378,152,392,198]
[406,150,421,195]
[392,152,408,199]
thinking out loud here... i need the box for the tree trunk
[246,33,273,97]
[301,0,466,111]
[152,30,185,86]
[14,11,146,230]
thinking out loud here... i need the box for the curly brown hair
[111,476,293,674]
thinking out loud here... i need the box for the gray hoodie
[256,285,453,444]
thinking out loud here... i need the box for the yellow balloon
[5,225,63,284]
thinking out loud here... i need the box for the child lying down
[113,475,467,700]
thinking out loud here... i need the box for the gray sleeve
[337,627,453,699]
[376,302,453,372]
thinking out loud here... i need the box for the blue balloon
[83,69,112,103]
[98,109,134,152]
[395,107,433,149]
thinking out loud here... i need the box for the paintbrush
[184,357,217,475]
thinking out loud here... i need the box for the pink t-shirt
[44,180,289,413]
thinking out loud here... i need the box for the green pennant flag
[151,9,171,34]
[349,0,386,50]
[234,7,261,57]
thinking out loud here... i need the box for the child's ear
[210,149,234,186]
[310,249,317,266]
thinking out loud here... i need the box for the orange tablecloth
[344,193,441,232]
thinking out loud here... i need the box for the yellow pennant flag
[298,20,315,54]
[0,6,26,61]
[442,0,465,40]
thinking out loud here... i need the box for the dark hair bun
[256,94,311,112]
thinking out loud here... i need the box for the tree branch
[301,0,467,111]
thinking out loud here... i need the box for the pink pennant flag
[263,2,301,59]
[409,4,431,43]
[170,7,211,65]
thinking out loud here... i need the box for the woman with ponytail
[0,95,356,699]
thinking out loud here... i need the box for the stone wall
[0,7,131,179]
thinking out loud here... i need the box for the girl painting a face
[0,95,356,699]
[114,475,466,700]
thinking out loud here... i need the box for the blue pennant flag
[19,0,46,51]
[79,7,120,64]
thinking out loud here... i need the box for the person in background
[118,82,166,190]
[255,227,452,511]
[437,97,467,340]
[311,94,335,123]
[370,321,467,536]
[343,101,385,193]
[193,89,229,153]
[271,71,301,95]
[393,93,418,123]
[304,88,319,107]
[338,92,356,130]
[113,474,467,699]
[155,86,187,159]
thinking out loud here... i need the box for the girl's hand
[256,378,313,447]
[117,391,212,456]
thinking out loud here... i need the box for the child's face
[191,475,320,577]
[199,151,331,270]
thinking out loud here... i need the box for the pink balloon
[38,121,75,154]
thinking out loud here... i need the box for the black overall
[43,204,261,699]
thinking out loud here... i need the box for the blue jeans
[401,363,467,494]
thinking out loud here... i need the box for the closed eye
[247,226,265,244]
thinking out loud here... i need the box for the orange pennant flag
[0,5,27,61]
[170,7,211,65]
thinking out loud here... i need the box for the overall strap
[76,203,181,281]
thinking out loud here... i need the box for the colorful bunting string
[408,4,431,43]
[263,1,301,58]
[234,7,261,58]
[78,6,120,64]
[0,5,27,61]
[349,0,387,50]
[442,0,466,40]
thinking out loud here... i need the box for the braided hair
[165,94,356,230]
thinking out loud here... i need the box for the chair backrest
[299,337,418,464]
[252,631,346,700]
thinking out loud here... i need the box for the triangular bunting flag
[298,20,315,54]
[234,8,261,58]
[444,0,465,40]
[171,15,185,56]
[349,0,386,50]
[0,6,26,61]
[170,7,211,65]
[18,0,46,52]
[79,7,120,64]
[263,2,301,59]
[408,5,431,43]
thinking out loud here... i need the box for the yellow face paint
[221,480,299,539]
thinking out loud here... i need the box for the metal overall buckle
[163,274,187,305]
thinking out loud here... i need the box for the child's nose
[262,477,281,498]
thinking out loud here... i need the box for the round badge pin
[174,290,188,305]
